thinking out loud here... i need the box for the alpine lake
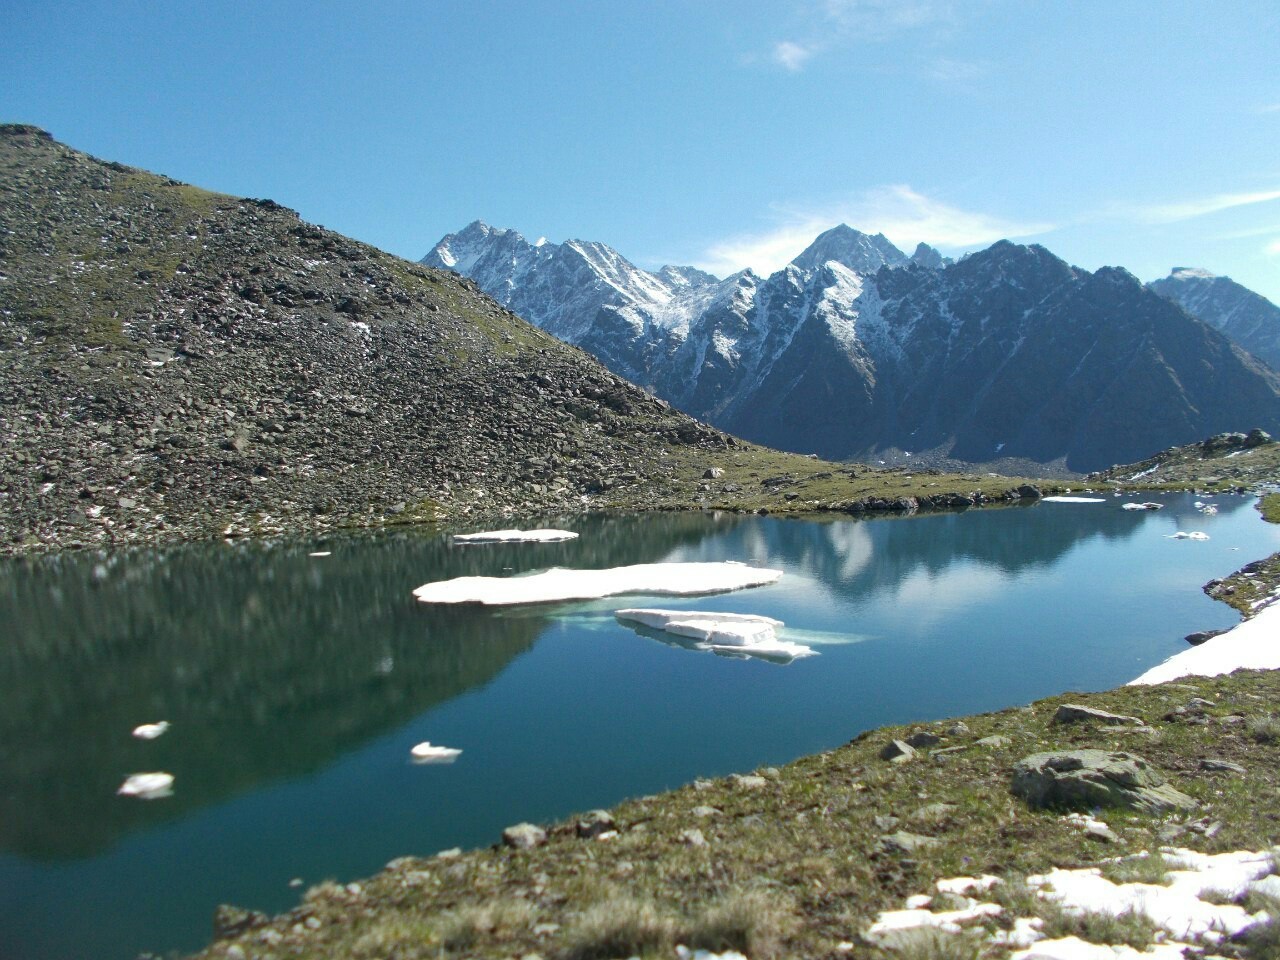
[2,492,1277,960]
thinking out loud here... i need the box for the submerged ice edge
[411,561,783,606]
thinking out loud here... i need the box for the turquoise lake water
[0,493,1276,959]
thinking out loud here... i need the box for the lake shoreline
[182,496,1280,960]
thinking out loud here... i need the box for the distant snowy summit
[423,224,1280,473]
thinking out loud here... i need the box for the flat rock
[878,831,941,855]
[575,810,615,839]
[1011,749,1197,814]
[1052,703,1145,726]
[1198,759,1246,774]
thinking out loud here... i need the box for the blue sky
[5,0,1279,301]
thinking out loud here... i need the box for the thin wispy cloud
[696,185,1053,277]
[772,41,816,72]
[1131,188,1280,224]
[1266,238,1280,257]
[762,0,957,71]
[1258,103,1280,114]
[928,57,991,83]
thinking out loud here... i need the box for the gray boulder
[1011,750,1196,814]
[1053,704,1145,726]
[502,822,547,849]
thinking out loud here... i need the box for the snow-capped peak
[1169,266,1218,281]
[791,224,909,274]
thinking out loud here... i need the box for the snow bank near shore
[1130,602,1280,685]
[412,562,782,606]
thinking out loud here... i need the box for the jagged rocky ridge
[1149,266,1280,372]
[426,222,1280,472]
[0,126,746,551]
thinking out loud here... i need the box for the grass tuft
[437,899,537,952]
[1040,907,1158,950]
[1099,852,1172,887]
[561,895,680,960]
[684,887,794,959]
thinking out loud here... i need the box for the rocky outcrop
[0,126,741,551]
[1010,749,1197,814]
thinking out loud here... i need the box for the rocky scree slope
[428,223,1280,473]
[0,126,746,552]
[1149,266,1280,372]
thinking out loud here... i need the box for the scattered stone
[879,831,940,855]
[690,805,721,818]
[212,905,269,941]
[1198,758,1246,774]
[1186,629,1226,646]
[678,828,708,847]
[728,773,767,789]
[905,731,942,749]
[575,810,615,839]
[1011,750,1198,814]
[879,739,917,762]
[502,823,547,850]
[976,735,1012,748]
[945,721,971,736]
[1052,703,1145,726]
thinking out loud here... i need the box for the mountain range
[425,222,1280,473]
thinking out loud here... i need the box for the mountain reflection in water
[0,498,1274,960]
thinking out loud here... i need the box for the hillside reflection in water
[0,497,1275,960]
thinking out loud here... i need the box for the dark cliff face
[0,127,736,550]
[1149,269,1280,372]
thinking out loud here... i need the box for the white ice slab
[117,772,174,799]
[131,721,170,740]
[413,562,782,606]
[1167,531,1210,540]
[615,607,815,661]
[410,741,462,764]
[1042,496,1107,503]
[451,528,579,544]
[1130,602,1280,684]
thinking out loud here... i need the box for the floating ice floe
[1121,502,1164,511]
[117,772,174,799]
[1130,601,1280,685]
[1167,531,1210,540]
[131,721,170,740]
[412,562,782,606]
[410,741,462,764]
[451,529,579,544]
[615,608,815,663]
[1041,496,1107,503]
[309,551,331,557]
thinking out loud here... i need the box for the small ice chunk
[1167,531,1210,540]
[1042,496,1107,503]
[117,772,174,799]
[309,551,331,557]
[410,742,462,764]
[936,875,1001,895]
[1121,502,1163,511]
[615,608,815,662]
[132,721,170,740]
[866,900,1002,939]
[413,562,782,606]
[451,529,579,544]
